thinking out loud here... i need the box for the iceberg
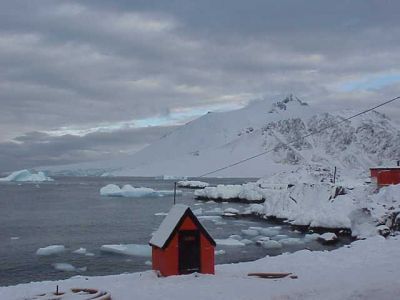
[100,184,182,198]
[0,170,53,182]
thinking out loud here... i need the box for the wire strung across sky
[197,95,400,178]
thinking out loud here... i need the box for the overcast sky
[1,0,400,171]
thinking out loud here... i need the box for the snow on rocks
[100,184,182,198]
[177,180,209,189]
[36,245,66,256]
[100,244,151,257]
[194,183,265,203]
[0,169,53,182]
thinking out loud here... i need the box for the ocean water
[0,177,351,286]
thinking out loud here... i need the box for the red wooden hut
[370,163,400,187]
[149,204,216,276]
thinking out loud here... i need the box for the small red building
[149,204,216,276]
[370,164,400,187]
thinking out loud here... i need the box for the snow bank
[177,180,209,188]
[248,177,400,237]
[2,236,400,300]
[100,184,182,198]
[194,183,265,202]
[100,244,151,257]
[36,245,65,256]
[0,169,53,182]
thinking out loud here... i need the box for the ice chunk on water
[215,249,226,255]
[229,234,242,240]
[100,244,151,257]
[258,228,280,236]
[215,238,245,246]
[52,263,87,272]
[36,245,65,256]
[304,233,321,241]
[224,208,240,214]
[241,229,259,236]
[280,238,304,246]
[0,169,53,182]
[100,184,182,198]
[319,232,338,242]
[240,239,254,245]
[261,240,282,249]
[73,248,94,256]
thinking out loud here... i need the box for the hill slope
[43,95,400,178]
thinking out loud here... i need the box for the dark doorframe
[178,230,201,274]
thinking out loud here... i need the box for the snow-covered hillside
[41,95,400,178]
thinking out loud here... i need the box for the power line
[197,95,400,178]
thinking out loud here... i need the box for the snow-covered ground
[1,236,399,300]
[0,169,53,182]
[100,184,182,198]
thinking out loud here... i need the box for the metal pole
[173,182,177,205]
[333,166,337,184]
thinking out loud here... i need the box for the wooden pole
[173,182,177,205]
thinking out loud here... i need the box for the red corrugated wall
[377,170,400,186]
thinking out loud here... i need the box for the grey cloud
[1,0,400,170]
[0,126,177,172]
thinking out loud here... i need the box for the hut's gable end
[149,204,189,248]
[149,204,216,249]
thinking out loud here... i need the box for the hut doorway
[178,230,200,274]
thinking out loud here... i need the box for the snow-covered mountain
[42,95,400,178]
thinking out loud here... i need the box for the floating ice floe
[72,248,94,256]
[177,180,209,189]
[36,245,66,256]
[53,263,87,272]
[280,238,304,246]
[304,233,321,241]
[10,237,20,240]
[240,239,254,245]
[261,240,282,249]
[197,215,222,220]
[100,184,182,198]
[215,238,245,246]
[214,249,226,255]
[0,169,53,182]
[241,229,259,236]
[100,244,151,257]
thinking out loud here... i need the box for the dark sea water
[0,177,351,287]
